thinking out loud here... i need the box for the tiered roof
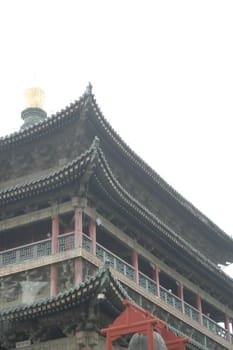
[0,86,232,247]
[0,85,232,306]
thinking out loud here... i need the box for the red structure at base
[101,300,189,350]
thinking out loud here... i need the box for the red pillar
[74,208,83,248]
[132,250,139,284]
[224,314,231,341]
[196,294,203,325]
[148,326,155,350]
[89,218,96,255]
[152,265,160,297]
[50,214,59,296]
[74,208,83,285]
[177,284,185,314]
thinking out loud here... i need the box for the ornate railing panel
[58,232,75,252]
[203,315,228,340]
[184,303,199,323]
[160,286,182,312]
[95,243,135,281]
[82,233,91,252]
[0,239,51,266]
[138,271,157,294]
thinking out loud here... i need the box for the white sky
[0,1,233,276]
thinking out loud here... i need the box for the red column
[196,294,203,325]
[89,218,96,255]
[50,214,59,296]
[152,265,160,297]
[74,208,83,285]
[224,314,231,341]
[51,214,59,254]
[132,250,139,284]
[74,208,83,248]
[177,284,185,314]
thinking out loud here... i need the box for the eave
[87,94,233,248]
[91,148,233,299]
[0,137,99,207]
[1,137,232,299]
[1,86,232,250]
[0,265,130,322]
[0,94,85,151]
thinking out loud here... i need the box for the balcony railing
[0,239,51,266]
[0,232,231,343]
[58,232,75,252]
[160,285,182,312]
[96,242,135,281]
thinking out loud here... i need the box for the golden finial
[24,86,45,109]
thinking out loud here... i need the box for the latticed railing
[0,239,51,266]
[83,233,91,252]
[58,232,75,252]
[160,285,182,312]
[96,243,135,281]
[139,271,157,294]
[0,232,231,343]
[203,314,228,340]
[184,303,199,322]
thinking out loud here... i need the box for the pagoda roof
[0,263,130,322]
[0,86,231,249]
[0,136,232,303]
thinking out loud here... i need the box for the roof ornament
[83,82,93,112]
[20,86,47,130]
[99,259,111,273]
[85,82,93,96]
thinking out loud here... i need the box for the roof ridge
[0,137,100,206]
[89,95,232,243]
[0,95,86,150]
[95,147,233,285]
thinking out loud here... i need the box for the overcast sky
[0,1,232,276]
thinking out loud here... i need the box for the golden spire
[20,86,47,130]
[23,86,45,109]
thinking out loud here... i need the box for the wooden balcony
[0,232,232,346]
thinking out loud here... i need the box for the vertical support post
[74,207,83,249]
[132,249,139,284]
[50,213,59,296]
[89,218,96,255]
[106,335,112,350]
[177,283,185,314]
[152,265,160,297]
[148,326,155,350]
[51,214,59,254]
[224,314,231,341]
[196,294,203,325]
[74,207,83,285]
